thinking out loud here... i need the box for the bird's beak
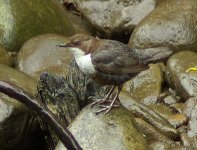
[56,43,71,48]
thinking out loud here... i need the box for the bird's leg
[96,84,123,115]
[90,85,116,107]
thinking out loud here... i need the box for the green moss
[0,0,75,51]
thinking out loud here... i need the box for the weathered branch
[0,81,82,150]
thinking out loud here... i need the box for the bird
[57,34,173,114]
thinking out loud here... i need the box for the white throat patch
[69,47,85,58]
[75,54,96,75]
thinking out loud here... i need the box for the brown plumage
[58,34,172,114]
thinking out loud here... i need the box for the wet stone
[119,90,179,140]
[177,125,187,135]
[55,105,148,150]
[180,133,191,147]
[67,12,94,35]
[150,141,190,150]
[188,102,197,137]
[148,104,174,120]
[135,118,176,146]
[70,0,156,42]
[163,95,177,105]
[166,51,197,100]
[183,97,197,118]
[16,34,72,80]
[0,0,75,51]
[124,63,164,105]
[129,0,197,52]
[170,103,185,114]
[168,114,188,128]
[149,142,174,150]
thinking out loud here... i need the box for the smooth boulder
[16,34,72,79]
[56,105,148,150]
[0,0,75,51]
[166,51,197,100]
[72,0,156,41]
[129,0,197,52]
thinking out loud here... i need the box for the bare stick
[0,81,82,150]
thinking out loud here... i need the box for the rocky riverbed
[0,0,197,149]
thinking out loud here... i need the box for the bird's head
[57,34,97,59]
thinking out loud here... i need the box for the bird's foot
[96,103,119,115]
[90,98,111,108]
[91,85,122,115]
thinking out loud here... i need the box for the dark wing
[91,40,147,75]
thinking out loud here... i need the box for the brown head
[57,34,98,59]
[65,34,97,54]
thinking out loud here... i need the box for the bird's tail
[133,47,173,64]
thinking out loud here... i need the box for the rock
[0,64,40,149]
[155,0,168,7]
[0,64,37,94]
[129,0,197,52]
[149,142,172,150]
[119,90,179,140]
[55,105,148,150]
[0,44,13,66]
[124,63,164,105]
[180,133,191,147]
[135,118,176,146]
[71,0,156,42]
[149,142,187,150]
[16,34,72,80]
[0,0,75,51]
[67,11,94,35]
[166,51,197,100]
[148,104,174,120]
[188,102,197,137]
[168,114,188,128]
[163,95,177,105]
[170,103,185,114]
[183,97,197,118]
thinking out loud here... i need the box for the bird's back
[90,39,147,85]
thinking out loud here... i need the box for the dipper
[58,34,173,114]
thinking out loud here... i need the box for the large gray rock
[56,105,148,150]
[188,99,197,137]
[71,0,156,41]
[0,0,75,51]
[166,51,197,100]
[16,34,72,80]
[129,0,197,52]
[124,63,164,105]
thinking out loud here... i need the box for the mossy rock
[0,0,75,52]
[0,44,12,66]
[56,105,148,150]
